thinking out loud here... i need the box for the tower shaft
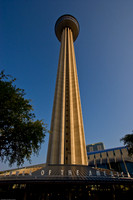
[47,26,88,165]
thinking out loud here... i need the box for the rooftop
[87,146,127,155]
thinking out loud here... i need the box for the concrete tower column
[47,15,88,166]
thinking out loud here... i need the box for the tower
[47,15,88,166]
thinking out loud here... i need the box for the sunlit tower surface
[47,15,88,166]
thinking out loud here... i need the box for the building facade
[86,142,105,153]
[87,146,133,176]
[47,15,88,165]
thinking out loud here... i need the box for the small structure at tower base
[0,164,133,200]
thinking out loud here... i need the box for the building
[47,14,88,166]
[86,142,105,153]
[87,146,133,176]
[1,163,133,199]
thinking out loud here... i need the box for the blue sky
[1,0,133,170]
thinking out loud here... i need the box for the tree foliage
[121,132,133,156]
[0,71,47,166]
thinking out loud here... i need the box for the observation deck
[55,14,79,42]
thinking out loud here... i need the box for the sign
[1,168,128,178]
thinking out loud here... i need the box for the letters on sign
[2,168,125,178]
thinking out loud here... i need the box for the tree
[0,71,47,166]
[121,132,133,156]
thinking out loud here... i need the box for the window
[89,147,93,152]
[97,145,102,151]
